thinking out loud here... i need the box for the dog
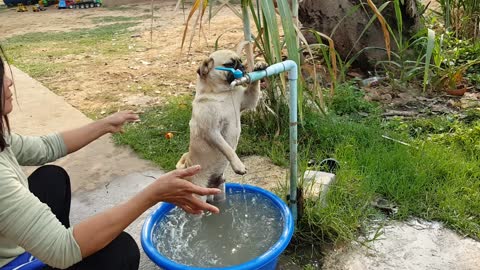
[176,49,267,202]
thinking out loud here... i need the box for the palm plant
[179,0,314,129]
[176,0,394,120]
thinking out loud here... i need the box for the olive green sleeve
[0,163,82,269]
[8,133,68,166]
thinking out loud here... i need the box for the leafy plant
[434,34,480,87]
[178,0,310,128]
[368,0,437,92]
[430,32,480,90]
[329,83,379,117]
[437,0,480,39]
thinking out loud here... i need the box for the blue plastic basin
[141,183,294,270]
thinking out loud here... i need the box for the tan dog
[176,50,267,202]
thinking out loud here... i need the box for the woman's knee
[61,232,139,270]
[30,165,70,183]
[112,232,140,269]
[28,165,72,227]
[118,232,140,257]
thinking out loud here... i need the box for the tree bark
[299,0,421,71]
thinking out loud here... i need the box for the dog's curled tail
[176,152,189,169]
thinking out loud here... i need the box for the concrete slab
[323,218,480,270]
[71,171,162,270]
[303,170,336,206]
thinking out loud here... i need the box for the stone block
[302,170,336,206]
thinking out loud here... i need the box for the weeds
[115,84,480,248]
[431,33,480,87]
[105,5,140,11]
[114,97,192,170]
[437,0,480,39]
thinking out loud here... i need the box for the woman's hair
[0,55,11,151]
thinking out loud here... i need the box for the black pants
[28,165,140,270]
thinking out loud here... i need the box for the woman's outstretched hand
[101,110,139,134]
[146,165,221,215]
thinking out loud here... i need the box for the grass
[105,5,140,11]
[2,22,138,79]
[91,15,154,24]
[114,97,192,169]
[115,83,480,249]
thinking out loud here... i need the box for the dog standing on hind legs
[176,49,268,203]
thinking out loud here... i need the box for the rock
[446,99,457,108]
[302,170,336,206]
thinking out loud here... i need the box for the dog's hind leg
[213,182,226,202]
[206,130,246,175]
[207,174,226,202]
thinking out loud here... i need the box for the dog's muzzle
[225,61,245,84]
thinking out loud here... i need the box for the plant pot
[446,84,467,96]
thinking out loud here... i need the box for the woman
[0,56,220,270]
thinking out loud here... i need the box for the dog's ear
[197,58,214,78]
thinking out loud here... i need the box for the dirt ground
[1,0,478,118]
[0,1,246,116]
[0,0,290,189]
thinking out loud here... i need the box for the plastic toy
[58,0,66,9]
[66,0,102,9]
[16,3,27,12]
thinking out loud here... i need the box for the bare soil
[0,1,245,116]
[0,0,289,188]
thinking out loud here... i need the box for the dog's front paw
[253,62,268,71]
[232,162,247,175]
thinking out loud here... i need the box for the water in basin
[153,189,284,267]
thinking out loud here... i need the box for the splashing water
[153,190,284,268]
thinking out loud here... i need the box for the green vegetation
[437,0,480,39]
[115,83,480,245]
[114,97,192,170]
[2,23,138,78]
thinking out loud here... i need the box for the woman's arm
[73,165,219,258]
[61,111,139,154]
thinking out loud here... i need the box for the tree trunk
[299,0,421,71]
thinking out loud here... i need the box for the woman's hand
[74,165,219,258]
[146,165,221,214]
[61,110,139,154]
[101,110,139,134]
